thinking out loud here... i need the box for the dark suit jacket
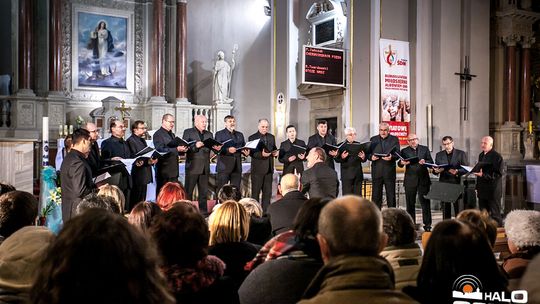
[307,133,336,169]
[335,140,367,180]
[153,127,180,179]
[60,149,95,221]
[278,139,307,175]
[215,128,245,175]
[127,134,153,185]
[369,135,400,179]
[182,127,213,175]
[248,132,276,175]
[301,162,339,199]
[267,190,307,235]
[476,150,503,200]
[100,135,132,189]
[87,141,101,177]
[397,145,434,188]
[434,148,469,184]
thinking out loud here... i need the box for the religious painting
[72,5,134,92]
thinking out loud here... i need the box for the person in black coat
[60,129,95,222]
[301,147,339,199]
[83,122,101,177]
[267,173,307,235]
[397,133,434,231]
[126,120,157,211]
[433,135,469,219]
[248,119,278,212]
[183,115,221,214]
[153,114,188,195]
[278,125,307,175]
[306,120,338,169]
[335,127,367,196]
[214,115,249,195]
[368,122,400,208]
[473,136,503,226]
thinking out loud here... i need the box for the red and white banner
[379,39,410,145]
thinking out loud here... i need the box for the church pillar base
[521,122,536,160]
[144,101,174,132]
[148,96,167,104]
[175,99,193,134]
[44,95,68,141]
[15,89,36,97]
[211,103,233,134]
[493,121,522,162]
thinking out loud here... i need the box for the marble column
[150,0,165,101]
[506,37,517,123]
[18,0,34,95]
[175,0,188,104]
[48,0,62,93]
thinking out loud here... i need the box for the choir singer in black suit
[433,135,469,219]
[83,122,101,177]
[473,136,503,226]
[307,120,338,169]
[397,133,434,231]
[214,115,249,195]
[278,124,307,175]
[248,118,278,212]
[153,114,188,195]
[126,120,157,211]
[369,122,400,208]
[301,147,339,199]
[335,127,367,196]
[183,115,221,214]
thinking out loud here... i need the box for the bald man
[267,173,307,235]
[474,136,503,225]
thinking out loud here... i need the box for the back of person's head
[156,182,186,211]
[457,209,498,247]
[150,203,209,268]
[31,208,174,304]
[129,201,162,233]
[208,200,250,246]
[97,184,125,214]
[504,209,540,251]
[71,128,91,145]
[520,254,540,304]
[217,184,241,204]
[318,195,384,259]
[0,226,54,297]
[238,198,262,218]
[75,193,113,215]
[0,191,38,238]
[382,208,416,247]
[0,183,16,196]
[417,220,507,302]
[279,174,300,195]
[312,147,326,162]
[293,197,331,240]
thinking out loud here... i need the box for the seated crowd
[0,179,539,304]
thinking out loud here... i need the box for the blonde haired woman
[98,184,125,214]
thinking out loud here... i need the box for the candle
[42,117,49,166]
[63,125,68,136]
[58,124,63,137]
[529,121,533,135]
[68,125,73,134]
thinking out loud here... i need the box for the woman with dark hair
[217,184,241,204]
[151,203,227,304]
[404,219,508,303]
[30,209,174,304]
[156,181,186,211]
[128,201,162,233]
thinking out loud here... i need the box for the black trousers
[442,198,462,220]
[405,183,432,229]
[342,177,363,196]
[372,176,396,208]
[185,173,209,213]
[251,173,273,212]
[478,197,502,226]
[128,183,147,212]
[216,171,242,196]
[156,175,179,197]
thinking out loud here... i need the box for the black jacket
[278,139,307,175]
[60,149,95,222]
[335,140,367,180]
[100,135,132,189]
[126,134,153,185]
[301,162,339,199]
[267,190,307,235]
[87,141,101,177]
[369,134,400,179]
[434,148,469,184]
[476,149,504,200]
[248,132,277,175]
[307,133,337,169]
[398,145,434,188]
[214,128,245,175]
[153,127,180,179]
[182,127,214,175]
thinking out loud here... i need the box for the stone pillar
[150,0,166,103]
[521,36,536,160]
[18,0,34,95]
[211,104,233,134]
[48,0,62,94]
[505,36,517,123]
[176,0,188,103]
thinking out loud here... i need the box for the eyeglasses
[379,129,389,132]
[165,120,175,124]
[408,138,418,141]
[442,141,453,146]
[137,126,147,129]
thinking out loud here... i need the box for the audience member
[238,198,271,246]
[128,201,163,233]
[156,181,186,211]
[502,210,540,286]
[0,191,38,243]
[456,209,498,247]
[0,226,54,303]
[98,184,126,214]
[404,220,508,303]
[31,209,174,304]
[0,183,16,196]
[267,173,307,235]
[519,254,540,304]
[381,208,422,290]
[217,184,241,204]
[75,193,115,215]
[240,198,329,304]
[301,147,339,199]
[150,203,227,304]
[299,196,417,304]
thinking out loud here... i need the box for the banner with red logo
[380,39,410,145]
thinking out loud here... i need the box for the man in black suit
[301,147,339,199]
[369,122,400,208]
[473,136,503,226]
[267,173,307,235]
[126,120,157,211]
[278,125,307,175]
[307,120,338,169]
[335,127,367,196]
[183,115,221,214]
[397,133,434,231]
[214,115,249,195]
[83,122,101,177]
[60,129,95,222]
[433,135,469,219]
[153,114,188,195]
[248,119,278,212]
